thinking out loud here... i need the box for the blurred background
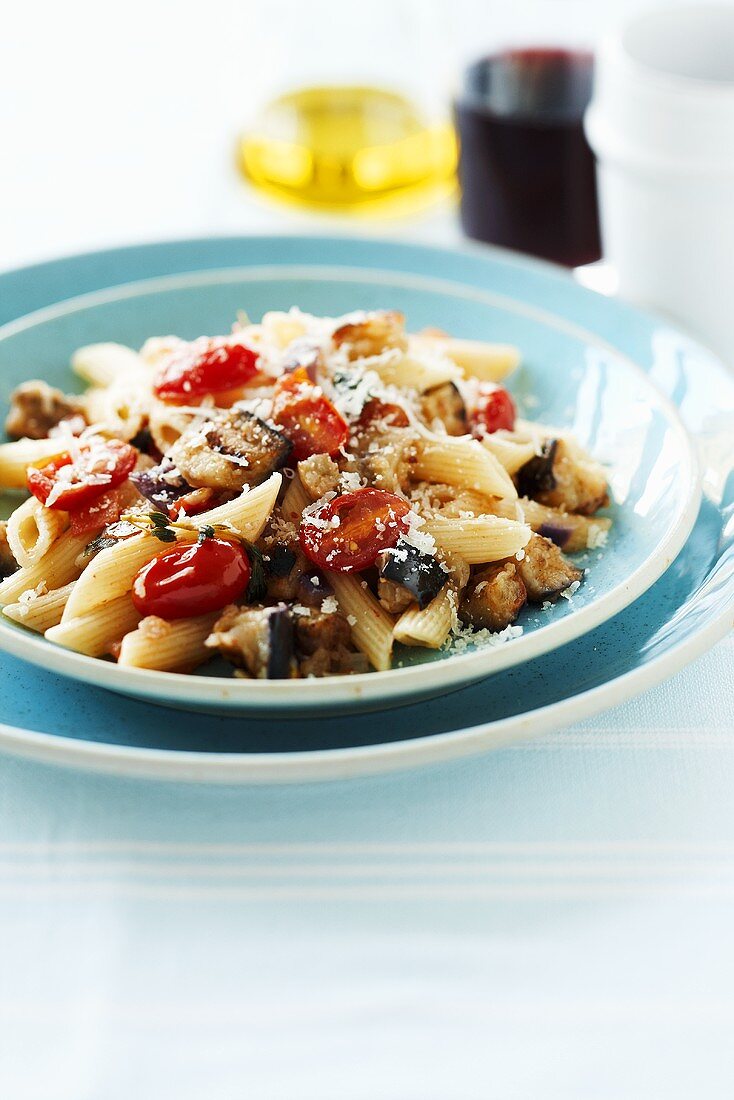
[0,0,689,271]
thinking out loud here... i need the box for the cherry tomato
[271,368,349,462]
[471,386,516,435]
[69,485,131,537]
[27,438,137,512]
[299,488,411,573]
[132,537,251,620]
[153,339,259,404]
[357,398,410,430]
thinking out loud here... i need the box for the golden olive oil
[238,85,457,214]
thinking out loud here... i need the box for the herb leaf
[244,542,267,602]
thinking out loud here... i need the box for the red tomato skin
[131,538,251,620]
[299,488,411,573]
[472,387,516,435]
[272,371,348,462]
[153,340,259,404]
[69,486,130,537]
[27,440,137,511]
[357,399,410,429]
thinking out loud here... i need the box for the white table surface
[2,2,733,1096]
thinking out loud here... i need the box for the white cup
[586,4,734,366]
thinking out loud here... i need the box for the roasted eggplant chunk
[332,310,407,360]
[420,382,467,437]
[516,533,583,603]
[171,411,292,492]
[130,458,195,512]
[207,603,295,679]
[517,439,559,498]
[517,438,608,516]
[378,539,446,610]
[294,609,365,677]
[5,380,85,440]
[459,562,527,632]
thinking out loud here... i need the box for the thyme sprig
[120,511,238,545]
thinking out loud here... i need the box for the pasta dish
[0,309,610,678]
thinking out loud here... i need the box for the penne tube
[0,438,68,490]
[148,400,194,454]
[366,353,460,393]
[5,496,69,568]
[83,381,149,442]
[411,336,520,382]
[327,573,395,672]
[490,497,612,553]
[280,473,312,525]
[480,436,536,476]
[424,515,531,564]
[393,584,454,650]
[412,434,517,500]
[3,582,76,633]
[118,613,219,673]
[63,474,281,621]
[46,594,141,657]
[71,342,148,387]
[0,530,94,605]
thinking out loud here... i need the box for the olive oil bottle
[238,85,457,214]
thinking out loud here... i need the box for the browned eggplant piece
[377,577,414,615]
[171,411,292,492]
[207,603,296,679]
[298,453,341,499]
[0,521,18,578]
[265,547,329,606]
[420,382,468,436]
[294,609,365,677]
[517,439,559,498]
[130,458,194,512]
[517,438,608,516]
[378,539,446,610]
[5,380,86,441]
[332,310,407,360]
[459,562,527,632]
[516,533,584,603]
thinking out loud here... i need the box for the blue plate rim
[0,233,729,781]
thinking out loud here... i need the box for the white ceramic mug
[586,4,734,366]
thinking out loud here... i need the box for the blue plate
[0,236,729,781]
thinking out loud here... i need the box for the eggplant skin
[266,607,295,679]
[378,539,446,610]
[207,603,296,679]
[517,439,558,498]
[268,544,298,578]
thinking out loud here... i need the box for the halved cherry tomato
[27,438,137,512]
[153,339,259,404]
[357,398,410,430]
[272,368,349,462]
[471,385,516,435]
[131,538,251,620]
[69,485,132,537]
[299,488,411,573]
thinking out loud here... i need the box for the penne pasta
[393,584,454,649]
[411,336,520,382]
[83,381,149,442]
[46,594,141,657]
[5,496,69,568]
[62,474,281,621]
[412,434,518,500]
[118,613,219,672]
[71,342,148,388]
[480,435,537,476]
[327,573,395,672]
[424,515,532,564]
[281,472,312,523]
[490,497,612,553]
[366,353,460,393]
[0,438,68,490]
[0,530,94,605]
[3,582,76,633]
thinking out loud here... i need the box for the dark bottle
[455,48,602,268]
